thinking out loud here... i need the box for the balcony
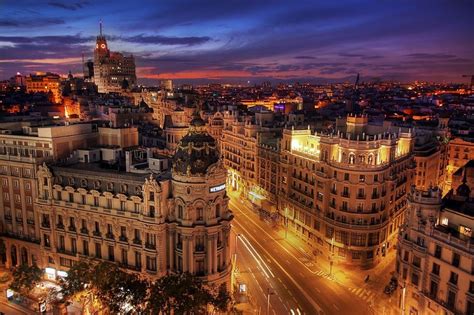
[68,226,76,232]
[132,238,142,245]
[4,214,12,221]
[341,192,350,198]
[57,248,77,257]
[93,231,101,237]
[195,244,205,252]
[119,235,128,243]
[41,221,51,229]
[2,232,40,244]
[80,228,88,235]
[105,233,115,240]
[56,223,65,230]
[15,217,23,224]
[145,242,156,250]
[356,194,366,199]
[27,219,35,225]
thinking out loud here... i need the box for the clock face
[100,43,106,49]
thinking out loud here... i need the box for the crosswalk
[348,286,377,304]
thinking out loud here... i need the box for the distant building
[396,162,474,315]
[161,79,173,91]
[446,137,474,192]
[26,72,62,103]
[93,24,136,93]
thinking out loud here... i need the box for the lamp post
[400,282,406,315]
[266,288,274,315]
[329,234,335,277]
[285,207,288,239]
[231,233,241,292]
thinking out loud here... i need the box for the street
[230,196,377,315]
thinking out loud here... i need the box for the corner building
[9,118,232,289]
[396,169,474,315]
[280,115,415,267]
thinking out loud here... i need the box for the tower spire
[99,19,103,36]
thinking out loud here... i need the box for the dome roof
[172,117,219,176]
[457,169,471,198]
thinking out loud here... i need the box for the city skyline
[1,0,473,84]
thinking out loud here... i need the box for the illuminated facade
[26,72,62,104]
[93,25,136,94]
[396,170,474,315]
[0,124,98,267]
[221,118,259,195]
[279,115,415,267]
[413,135,448,192]
[2,119,233,289]
[446,137,474,192]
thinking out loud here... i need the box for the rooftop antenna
[99,19,103,36]
[81,53,85,76]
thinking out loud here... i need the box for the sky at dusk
[0,0,473,84]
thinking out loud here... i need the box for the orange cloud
[0,57,82,64]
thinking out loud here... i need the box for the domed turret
[172,115,219,176]
[456,169,471,198]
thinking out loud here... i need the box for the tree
[9,263,43,294]
[60,260,148,314]
[211,283,232,312]
[146,273,225,315]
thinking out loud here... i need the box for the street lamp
[284,207,288,239]
[329,234,335,277]
[266,288,274,315]
[231,233,241,292]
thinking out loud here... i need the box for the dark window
[452,252,460,267]
[432,263,440,276]
[411,273,419,286]
[434,245,442,258]
[108,245,114,261]
[447,290,456,309]
[449,272,458,285]
[429,280,438,298]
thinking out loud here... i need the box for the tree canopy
[9,263,43,294]
[59,259,231,314]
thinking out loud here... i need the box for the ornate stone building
[3,118,233,288]
[396,166,474,315]
[93,24,136,94]
[279,115,415,267]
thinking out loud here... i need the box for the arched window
[11,245,17,266]
[197,207,204,221]
[178,205,183,219]
[94,181,101,189]
[349,154,355,164]
[21,247,28,265]
[81,179,88,188]
[368,154,374,165]
[121,184,128,193]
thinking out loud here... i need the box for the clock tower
[94,21,109,61]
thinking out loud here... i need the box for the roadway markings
[348,287,377,304]
[239,234,275,278]
[233,218,324,314]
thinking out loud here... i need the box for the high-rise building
[26,72,62,103]
[93,23,136,93]
[396,163,474,315]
